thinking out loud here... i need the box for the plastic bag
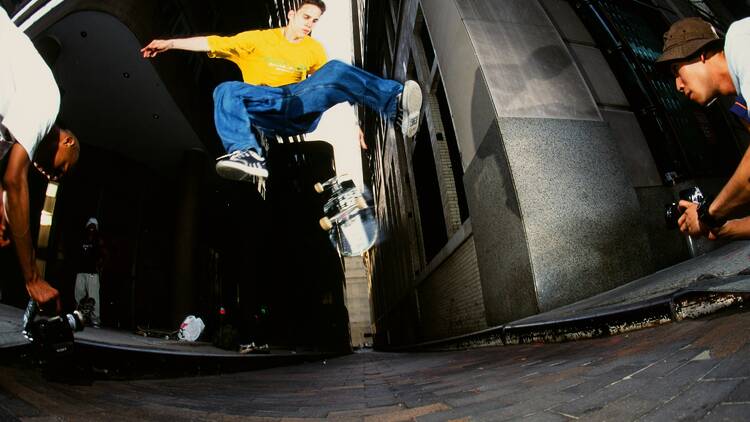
[178,315,205,341]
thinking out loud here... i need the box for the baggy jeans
[212,59,403,154]
[74,272,100,324]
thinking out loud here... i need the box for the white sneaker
[396,80,422,138]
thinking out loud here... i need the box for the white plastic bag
[177,315,205,341]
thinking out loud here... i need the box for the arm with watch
[677,151,750,239]
[677,198,727,239]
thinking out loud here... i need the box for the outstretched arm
[708,215,750,240]
[141,36,210,58]
[678,121,750,239]
[3,143,60,310]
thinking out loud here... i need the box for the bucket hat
[656,17,722,68]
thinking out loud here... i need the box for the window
[436,79,469,222]
[412,120,447,262]
[414,7,435,69]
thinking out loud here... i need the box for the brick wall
[416,236,486,340]
[426,93,463,238]
[344,256,373,348]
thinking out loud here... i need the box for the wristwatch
[697,199,727,229]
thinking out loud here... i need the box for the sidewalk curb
[382,276,750,352]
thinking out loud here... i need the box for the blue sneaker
[215,148,269,181]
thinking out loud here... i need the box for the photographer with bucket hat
[656,16,750,240]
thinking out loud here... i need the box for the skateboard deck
[135,326,179,340]
[314,174,378,256]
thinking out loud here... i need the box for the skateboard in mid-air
[314,174,378,256]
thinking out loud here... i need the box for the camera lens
[66,311,85,332]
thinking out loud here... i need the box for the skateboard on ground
[135,326,179,340]
[314,174,378,256]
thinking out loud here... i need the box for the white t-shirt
[0,8,60,160]
[726,17,750,118]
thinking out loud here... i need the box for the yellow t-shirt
[207,28,327,87]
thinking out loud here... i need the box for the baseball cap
[86,217,98,229]
[655,17,723,69]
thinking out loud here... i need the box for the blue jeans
[213,60,403,154]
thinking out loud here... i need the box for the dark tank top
[79,238,100,273]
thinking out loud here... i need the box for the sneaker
[215,148,269,181]
[395,80,422,138]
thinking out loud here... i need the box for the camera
[665,186,705,229]
[22,299,84,356]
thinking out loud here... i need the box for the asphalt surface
[1,306,749,421]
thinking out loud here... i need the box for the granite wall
[423,0,655,323]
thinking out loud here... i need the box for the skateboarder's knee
[321,59,349,75]
[213,81,242,102]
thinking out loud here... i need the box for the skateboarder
[0,8,80,311]
[655,17,750,239]
[141,0,422,181]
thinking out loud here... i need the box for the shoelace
[394,95,404,128]
[216,149,265,162]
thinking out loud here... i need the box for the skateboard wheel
[319,216,333,231]
[355,197,368,210]
[314,182,324,193]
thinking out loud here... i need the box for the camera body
[22,299,84,357]
[665,187,706,229]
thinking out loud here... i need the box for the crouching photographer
[656,17,750,240]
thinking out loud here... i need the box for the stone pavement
[1,307,749,421]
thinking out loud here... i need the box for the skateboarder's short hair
[298,0,326,13]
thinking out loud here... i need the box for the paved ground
[1,307,749,421]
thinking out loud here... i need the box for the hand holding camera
[22,299,84,357]
[664,186,726,236]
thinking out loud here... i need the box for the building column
[171,148,207,325]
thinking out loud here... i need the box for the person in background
[74,218,105,327]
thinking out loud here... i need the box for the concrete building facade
[359,0,750,347]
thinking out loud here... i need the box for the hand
[678,200,710,237]
[358,127,367,150]
[0,206,9,248]
[141,39,172,58]
[26,276,61,314]
[705,216,750,240]
[0,216,9,247]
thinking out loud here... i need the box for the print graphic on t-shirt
[265,58,309,82]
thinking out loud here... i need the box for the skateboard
[239,342,270,354]
[135,326,179,340]
[314,174,378,256]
